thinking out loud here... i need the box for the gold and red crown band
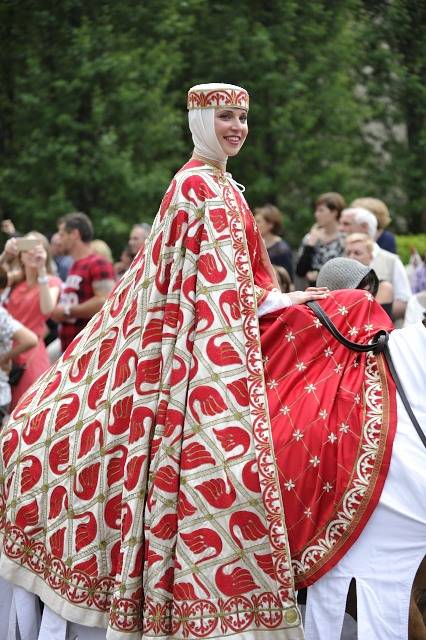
[187,83,249,111]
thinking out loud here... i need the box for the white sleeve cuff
[257,290,292,317]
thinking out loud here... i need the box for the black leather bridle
[306,301,426,450]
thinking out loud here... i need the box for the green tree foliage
[0,1,190,249]
[396,234,426,264]
[356,0,426,232]
[177,0,372,245]
[0,0,424,255]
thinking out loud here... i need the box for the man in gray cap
[317,257,379,295]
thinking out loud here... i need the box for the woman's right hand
[306,224,324,247]
[287,287,329,306]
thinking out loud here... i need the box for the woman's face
[214,108,248,156]
[315,204,337,226]
[254,213,271,237]
[345,240,372,267]
[20,234,47,270]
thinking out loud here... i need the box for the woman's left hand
[287,287,329,306]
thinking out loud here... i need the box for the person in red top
[3,231,61,409]
[51,212,115,352]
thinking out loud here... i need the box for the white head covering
[187,83,249,163]
[188,108,227,162]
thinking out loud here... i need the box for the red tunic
[8,275,62,409]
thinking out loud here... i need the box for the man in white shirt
[339,207,411,320]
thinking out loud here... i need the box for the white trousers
[0,582,107,639]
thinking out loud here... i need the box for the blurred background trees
[0,0,424,253]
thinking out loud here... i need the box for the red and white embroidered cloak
[0,160,303,639]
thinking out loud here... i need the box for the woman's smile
[214,107,248,156]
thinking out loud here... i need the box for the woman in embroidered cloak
[0,83,398,640]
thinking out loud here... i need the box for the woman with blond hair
[91,238,114,263]
[351,197,397,254]
[345,231,394,317]
[2,231,61,408]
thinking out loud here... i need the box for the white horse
[304,321,426,640]
[1,322,425,640]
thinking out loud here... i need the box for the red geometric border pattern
[1,519,287,634]
[187,88,249,110]
[222,177,297,605]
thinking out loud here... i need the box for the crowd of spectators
[0,212,151,425]
[0,194,423,427]
[258,194,424,327]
